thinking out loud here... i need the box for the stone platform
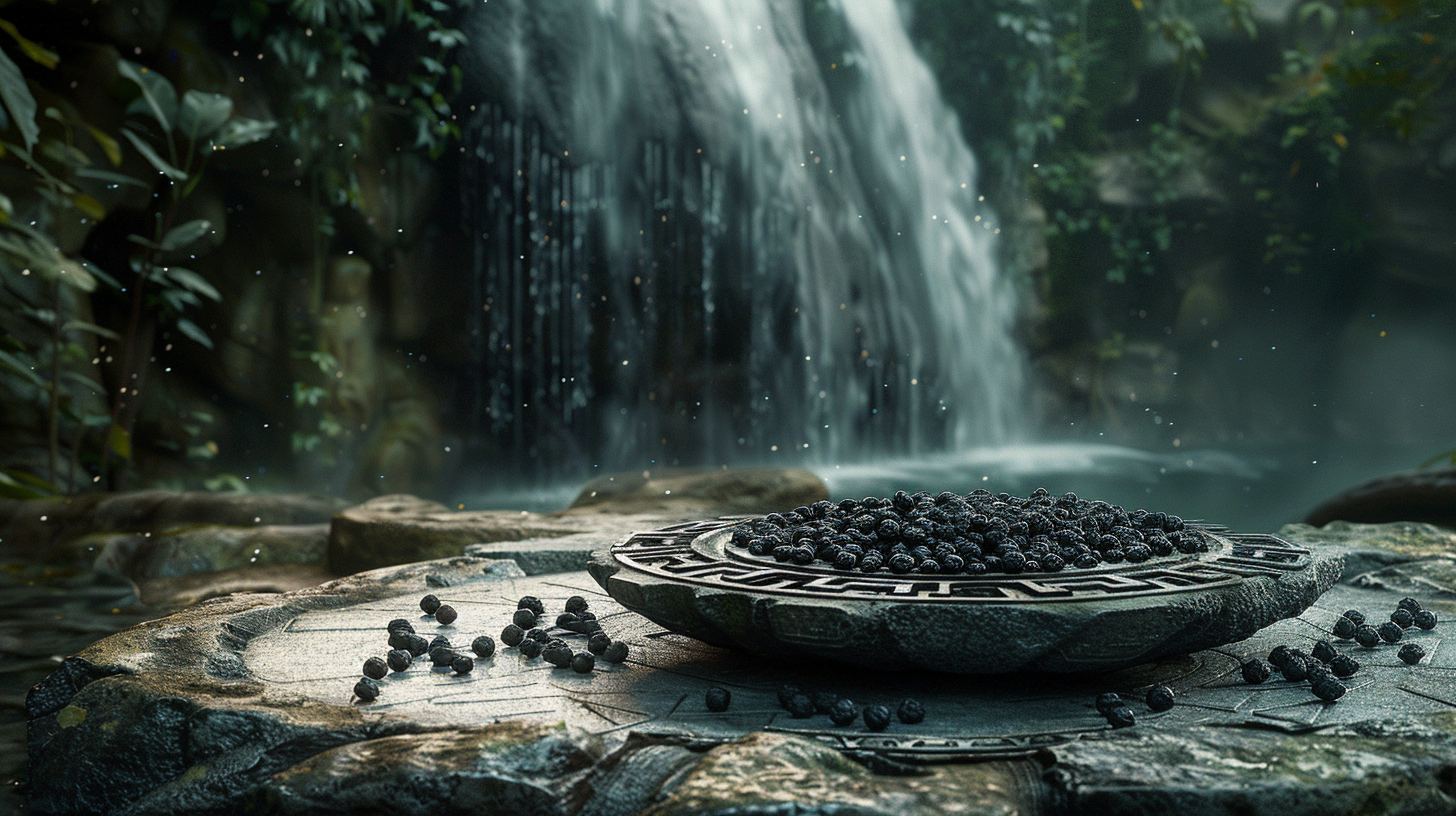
[23,521,1456,815]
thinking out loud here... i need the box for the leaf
[0,41,39,152]
[107,423,132,459]
[72,193,106,220]
[210,117,275,149]
[175,318,213,349]
[121,128,186,180]
[0,348,43,387]
[160,219,211,251]
[117,59,177,133]
[53,258,97,292]
[82,124,123,166]
[62,319,121,340]
[76,167,149,187]
[160,288,200,311]
[178,90,233,142]
[127,233,161,250]
[0,191,10,221]
[60,370,104,394]
[0,20,59,68]
[0,470,52,499]
[161,266,220,301]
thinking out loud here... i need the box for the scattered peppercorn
[1268,645,1293,669]
[434,604,458,626]
[1378,622,1403,643]
[430,646,455,667]
[513,608,538,629]
[1343,610,1366,626]
[602,641,629,663]
[578,611,597,622]
[501,624,525,647]
[565,596,589,614]
[588,633,612,654]
[863,704,892,731]
[829,698,858,726]
[1095,692,1124,715]
[386,649,412,672]
[787,693,816,718]
[705,687,731,712]
[451,655,474,674]
[472,635,495,658]
[1242,659,1272,684]
[420,594,441,615]
[811,690,838,714]
[1397,597,1422,614]
[543,644,573,668]
[1311,678,1346,701]
[1329,653,1360,678]
[517,596,545,615]
[1332,616,1357,640]
[1280,655,1310,682]
[429,635,451,652]
[1106,706,1136,728]
[1146,684,1175,712]
[571,651,595,673]
[1415,610,1439,630]
[388,630,414,651]
[387,619,414,635]
[897,698,926,724]
[556,612,580,628]
[1399,643,1426,665]
[354,677,380,701]
[362,656,388,680]
[1311,640,1338,664]
[527,628,551,643]
[778,684,802,708]
[518,639,542,659]
[1354,625,1381,648]
[1390,608,1415,629]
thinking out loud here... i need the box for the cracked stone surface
[22,521,1456,815]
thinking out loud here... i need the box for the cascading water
[459,0,1024,481]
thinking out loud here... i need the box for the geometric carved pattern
[611,518,1315,604]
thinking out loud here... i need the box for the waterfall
[460,0,1024,481]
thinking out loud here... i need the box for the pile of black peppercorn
[730,489,1205,576]
[1334,598,1435,665]
[766,683,925,732]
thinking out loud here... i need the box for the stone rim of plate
[589,518,1344,673]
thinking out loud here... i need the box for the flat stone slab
[24,521,1456,816]
[589,518,1344,673]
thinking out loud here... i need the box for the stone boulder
[565,467,828,516]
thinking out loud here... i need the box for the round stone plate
[589,518,1344,673]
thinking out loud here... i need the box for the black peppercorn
[863,704,891,731]
[430,646,455,667]
[1378,621,1403,643]
[420,594,441,615]
[388,630,413,651]
[434,604,457,626]
[1354,625,1381,648]
[404,634,429,657]
[513,608,538,629]
[897,698,926,724]
[501,624,525,647]
[787,693,815,718]
[528,628,551,643]
[472,635,495,658]
[429,635,451,652]
[518,639,542,659]
[1242,659,1271,684]
[1399,643,1426,665]
[791,546,815,565]
[1390,608,1415,629]
[571,652,595,673]
[1397,597,1422,614]
[386,649,412,673]
[387,619,414,635]
[1146,684,1175,712]
[1268,645,1293,668]
[354,677,380,701]
[556,612,580,628]
[543,644,573,668]
[829,698,857,726]
[565,595,589,614]
[1311,678,1346,701]
[1415,609,1438,630]
[812,690,838,714]
[1332,616,1357,640]
[362,656,388,680]
[602,640,628,663]
[588,633,611,654]
[705,687,731,712]
[1281,655,1310,682]
[1095,692,1123,715]
[451,655,474,674]
[1343,610,1366,626]
[517,596,545,616]
[1311,640,1338,664]
[578,611,597,622]
[1329,653,1359,678]
[1106,706,1136,728]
